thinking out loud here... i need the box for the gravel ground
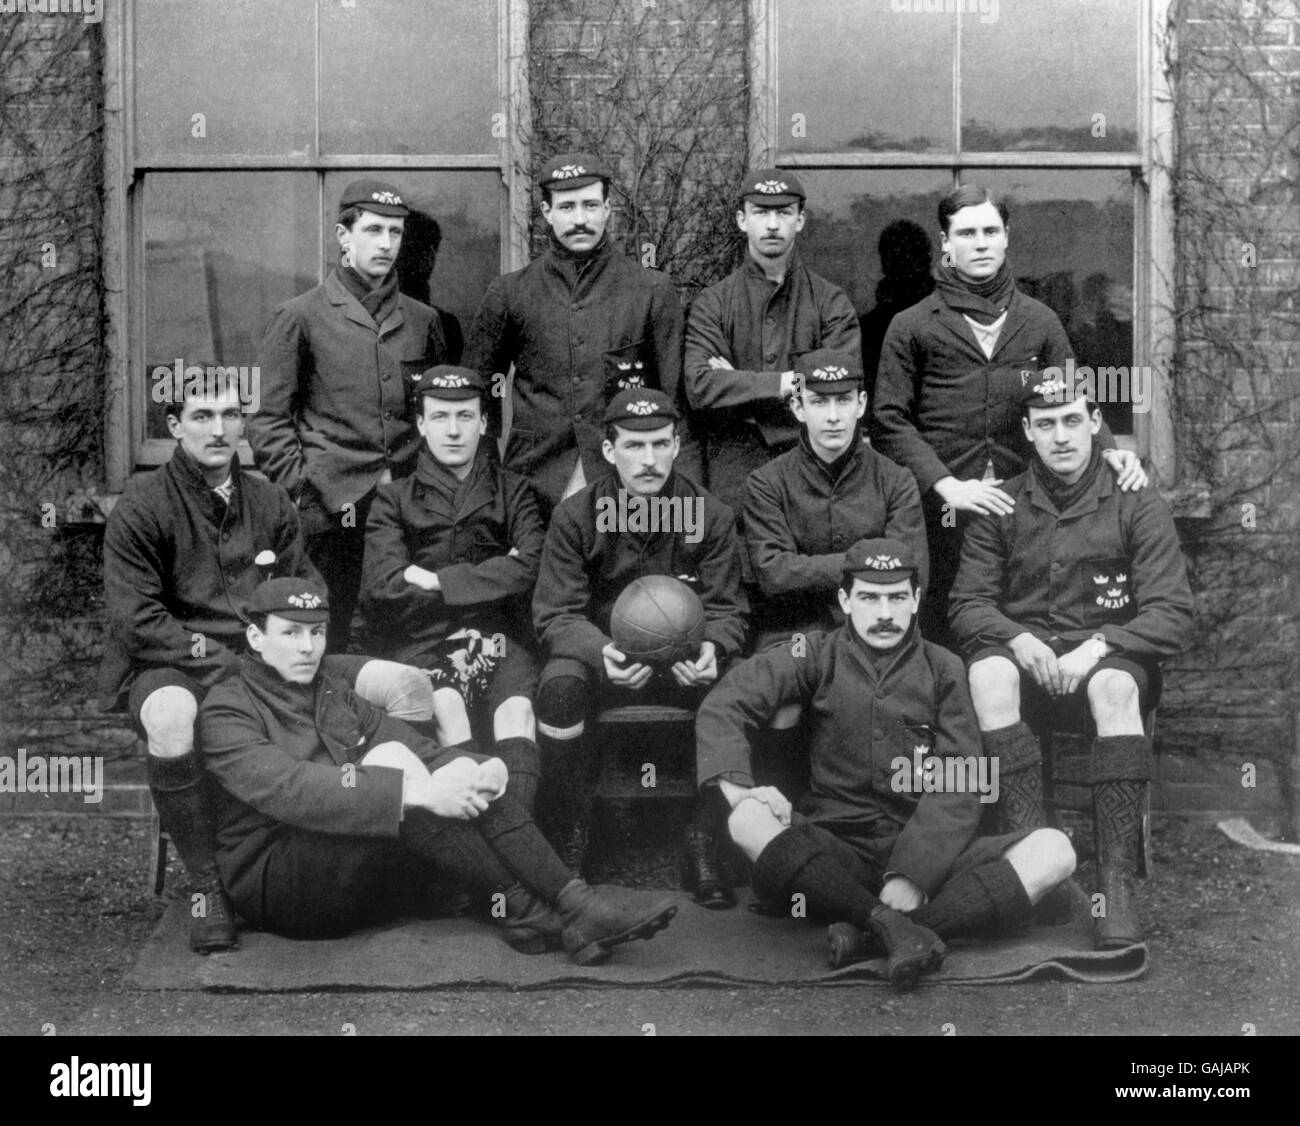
[1,813,1297,1037]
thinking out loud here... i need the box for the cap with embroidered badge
[338,178,409,219]
[245,577,331,623]
[738,167,806,208]
[1020,371,1092,413]
[794,348,863,395]
[841,537,917,584]
[603,386,680,430]
[538,152,611,193]
[412,364,487,402]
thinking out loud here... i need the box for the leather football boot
[681,825,736,910]
[189,871,238,953]
[554,880,678,966]
[865,905,946,989]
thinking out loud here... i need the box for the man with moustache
[463,153,691,515]
[949,378,1193,949]
[198,577,677,962]
[532,388,746,901]
[252,179,449,651]
[684,169,861,518]
[361,365,545,789]
[100,385,442,952]
[872,185,1146,645]
[696,538,1076,988]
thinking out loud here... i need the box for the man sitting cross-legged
[198,578,677,964]
[361,365,545,794]
[695,537,1075,988]
[949,377,1193,949]
[98,383,443,953]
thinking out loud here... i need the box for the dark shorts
[240,743,491,937]
[968,643,1161,717]
[415,634,538,715]
[788,813,1031,897]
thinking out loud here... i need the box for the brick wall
[1158,0,1299,824]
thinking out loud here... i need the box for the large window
[756,0,1173,455]
[110,0,522,471]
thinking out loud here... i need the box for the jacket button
[382,373,390,381]
[572,376,581,386]
[765,353,777,363]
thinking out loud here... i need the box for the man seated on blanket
[99,381,443,954]
[197,577,677,964]
[694,537,1076,988]
[361,364,545,765]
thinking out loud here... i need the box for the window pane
[974,170,1136,433]
[135,0,316,161]
[322,171,501,353]
[143,173,319,439]
[320,0,498,154]
[778,1,954,154]
[961,0,1138,152]
[794,170,951,313]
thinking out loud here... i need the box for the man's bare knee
[354,659,436,722]
[968,655,1021,729]
[140,686,199,759]
[727,799,784,860]
[1087,669,1141,732]
[1005,828,1076,901]
[493,696,536,741]
[427,687,471,745]
[361,740,427,782]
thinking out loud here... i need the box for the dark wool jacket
[532,467,747,674]
[360,445,545,665]
[199,655,438,914]
[97,446,315,708]
[743,430,929,637]
[251,269,448,513]
[462,235,689,506]
[949,458,1194,660]
[696,622,984,897]
[684,249,861,508]
[873,287,1118,496]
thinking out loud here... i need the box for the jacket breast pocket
[603,339,651,399]
[1084,555,1134,621]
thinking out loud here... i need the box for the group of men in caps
[99,153,1191,987]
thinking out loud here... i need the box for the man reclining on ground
[197,577,677,965]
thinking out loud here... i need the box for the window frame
[102,0,533,489]
[749,0,1175,483]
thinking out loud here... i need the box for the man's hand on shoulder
[602,643,653,690]
[670,641,717,688]
[1101,448,1148,492]
[1009,631,1063,695]
[934,475,1015,516]
[880,875,925,913]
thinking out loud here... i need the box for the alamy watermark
[890,747,1000,804]
[0,0,102,23]
[151,360,261,414]
[594,488,703,544]
[891,0,998,26]
[0,748,103,804]
[1036,358,1154,414]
